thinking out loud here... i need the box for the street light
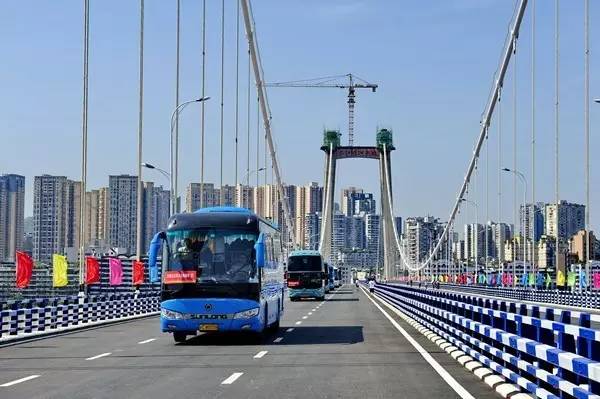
[460,198,479,283]
[242,167,266,186]
[142,162,170,182]
[594,99,600,103]
[170,97,210,215]
[502,167,528,287]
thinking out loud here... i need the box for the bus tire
[173,332,187,343]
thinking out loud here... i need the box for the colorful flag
[109,258,123,286]
[148,233,162,283]
[15,251,33,289]
[528,272,535,287]
[133,260,145,285]
[521,273,528,287]
[567,272,576,288]
[490,274,497,286]
[507,273,513,286]
[557,270,566,286]
[536,272,544,288]
[85,257,100,284]
[501,273,508,286]
[580,270,588,289]
[52,254,68,287]
[545,273,552,289]
[593,272,600,289]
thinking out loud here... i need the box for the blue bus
[286,250,326,301]
[149,207,285,343]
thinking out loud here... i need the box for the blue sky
[1,1,599,231]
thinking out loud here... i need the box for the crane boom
[265,73,378,145]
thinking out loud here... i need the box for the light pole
[242,167,265,186]
[503,168,528,288]
[460,198,479,284]
[170,97,210,215]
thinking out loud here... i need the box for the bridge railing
[372,282,600,399]
[0,292,160,343]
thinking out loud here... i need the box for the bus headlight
[233,308,260,319]
[161,308,185,320]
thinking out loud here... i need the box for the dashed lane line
[86,352,111,361]
[253,350,268,359]
[273,337,283,343]
[0,375,40,387]
[221,372,244,385]
[286,328,294,332]
[295,321,302,325]
[138,338,156,344]
[302,316,308,320]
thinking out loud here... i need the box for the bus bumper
[160,298,264,333]
[289,288,324,299]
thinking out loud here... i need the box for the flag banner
[52,254,68,287]
[535,272,544,288]
[594,272,600,289]
[545,273,552,289]
[557,270,565,286]
[15,251,33,289]
[85,257,100,284]
[521,273,528,287]
[567,272,576,288]
[501,273,508,286]
[133,260,145,285]
[148,233,162,283]
[580,270,588,289]
[109,258,123,286]
[528,273,535,287]
[490,274,497,286]
[486,274,492,285]
[507,273,513,286]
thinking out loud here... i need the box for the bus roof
[194,206,253,214]
[168,206,278,231]
[289,250,322,257]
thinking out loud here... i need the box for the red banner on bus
[164,270,197,284]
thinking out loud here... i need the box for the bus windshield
[165,229,258,284]
[287,255,322,272]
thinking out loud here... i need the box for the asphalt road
[0,285,500,399]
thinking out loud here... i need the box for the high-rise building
[569,230,597,263]
[341,187,376,217]
[84,188,109,248]
[220,184,236,206]
[464,223,484,264]
[520,202,545,242]
[108,175,137,254]
[0,174,25,262]
[304,212,320,250]
[141,182,170,251]
[235,184,253,210]
[404,216,442,264]
[253,185,266,217]
[346,215,365,249]
[186,183,216,212]
[33,175,71,261]
[365,213,381,268]
[64,180,82,251]
[489,222,511,263]
[331,212,347,262]
[545,201,585,242]
[294,182,323,248]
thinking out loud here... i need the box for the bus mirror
[255,240,265,268]
[148,231,165,278]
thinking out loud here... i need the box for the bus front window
[166,230,258,284]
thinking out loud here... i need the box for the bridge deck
[0,287,498,399]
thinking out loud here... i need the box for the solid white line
[138,338,156,344]
[302,316,308,320]
[85,352,111,361]
[0,375,40,387]
[295,321,302,325]
[273,337,283,343]
[286,328,294,332]
[361,288,476,399]
[221,372,243,385]
[253,350,268,359]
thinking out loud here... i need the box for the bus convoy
[149,206,347,343]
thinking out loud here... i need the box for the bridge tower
[318,128,398,280]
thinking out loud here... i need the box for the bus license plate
[199,324,219,332]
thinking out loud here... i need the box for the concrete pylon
[318,131,340,263]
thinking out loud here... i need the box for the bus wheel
[173,332,187,343]
[269,312,280,332]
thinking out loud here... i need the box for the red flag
[85,256,100,284]
[15,251,33,289]
[133,260,145,285]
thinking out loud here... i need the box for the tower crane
[264,73,377,146]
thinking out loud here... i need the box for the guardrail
[0,292,160,344]
[372,282,600,399]
[435,283,600,310]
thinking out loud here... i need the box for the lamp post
[242,167,266,186]
[170,97,210,215]
[460,198,479,284]
[502,168,528,288]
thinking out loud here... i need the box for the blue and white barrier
[371,282,600,399]
[0,292,160,344]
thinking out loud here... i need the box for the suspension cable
[200,0,206,208]
[219,0,225,204]
[554,0,560,271]
[235,0,240,187]
[531,0,536,274]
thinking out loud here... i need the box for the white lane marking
[273,337,283,343]
[85,352,111,361]
[286,328,294,332]
[302,316,308,320]
[308,312,313,315]
[311,308,317,312]
[362,288,476,399]
[253,350,268,359]
[221,372,244,385]
[295,321,302,325]
[0,375,40,387]
[138,338,156,344]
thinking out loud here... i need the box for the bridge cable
[246,33,251,186]
[512,33,520,273]
[497,88,503,277]
[235,0,240,187]
[200,0,207,207]
[531,0,536,274]
[584,0,590,285]
[219,0,225,204]
[79,0,90,290]
[554,0,560,274]
[174,0,180,212]
[135,0,145,261]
